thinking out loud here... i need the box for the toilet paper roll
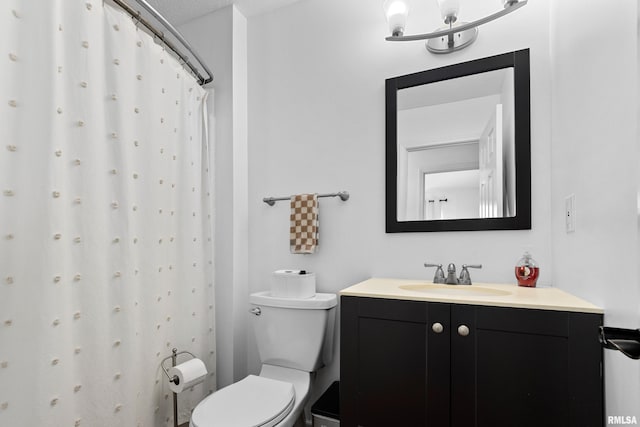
[168,358,208,393]
[271,269,316,298]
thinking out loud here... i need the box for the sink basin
[399,284,512,297]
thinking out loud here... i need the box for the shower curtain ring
[133,11,141,28]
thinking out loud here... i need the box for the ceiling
[145,0,303,26]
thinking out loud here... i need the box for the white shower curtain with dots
[0,1,215,426]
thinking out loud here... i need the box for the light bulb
[383,0,409,37]
[436,0,459,22]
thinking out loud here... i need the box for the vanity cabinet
[340,296,603,427]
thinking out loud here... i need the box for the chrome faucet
[425,262,482,285]
[445,263,458,284]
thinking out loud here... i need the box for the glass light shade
[383,0,409,36]
[436,0,460,20]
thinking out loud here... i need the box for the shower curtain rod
[110,0,214,85]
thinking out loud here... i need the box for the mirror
[386,49,531,232]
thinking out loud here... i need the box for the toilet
[190,290,337,427]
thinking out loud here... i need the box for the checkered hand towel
[290,194,318,254]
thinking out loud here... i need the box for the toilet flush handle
[249,307,262,316]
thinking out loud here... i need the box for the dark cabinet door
[340,297,451,427]
[453,306,603,427]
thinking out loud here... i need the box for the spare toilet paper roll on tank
[271,269,316,298]
[168,358,208,393]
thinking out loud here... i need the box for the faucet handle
[424,263,445,284]
[459,264,482,285]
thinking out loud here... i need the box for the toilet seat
[190,375,295,427]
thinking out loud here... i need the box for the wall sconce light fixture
[383,0,527,53]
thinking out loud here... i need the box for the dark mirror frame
[385,49,531,232]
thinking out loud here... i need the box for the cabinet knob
[457,325,470,337]
[432,322,444,334]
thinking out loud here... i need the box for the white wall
[247,0,553,409]
[181,0,640,418]
[179,5,250,388]
[231,7,249,385]
[550,0,640,419]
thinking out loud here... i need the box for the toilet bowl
[190,365,309,427]
[190,291,337,427]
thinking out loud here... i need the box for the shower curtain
[0,1,215,426]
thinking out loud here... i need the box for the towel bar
[263,191,349,206]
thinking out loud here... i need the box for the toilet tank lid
[250,291,337,309]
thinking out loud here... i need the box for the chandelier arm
[385,0,527,42]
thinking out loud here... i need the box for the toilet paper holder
[161,348,197,385]
[161,348,198,427]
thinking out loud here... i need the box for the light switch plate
[565,194,576,233]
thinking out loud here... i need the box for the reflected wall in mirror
[386,49,531,232]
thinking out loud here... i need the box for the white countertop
[339,278,603,314]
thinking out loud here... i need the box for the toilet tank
[249,291,337,372]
